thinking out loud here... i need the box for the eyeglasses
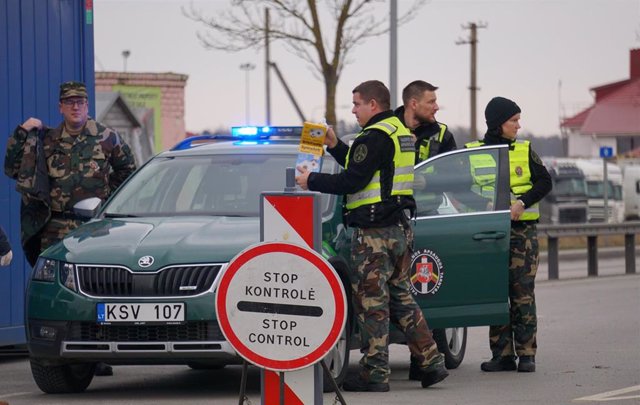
[61,99,87,107]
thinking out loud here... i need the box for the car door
[411,145,511,329]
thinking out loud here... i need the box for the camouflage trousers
[489,222,538,358]
[40,217,82,251]
[350,223,438,384]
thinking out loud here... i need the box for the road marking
[0,392,32,399]
[574,385,640,401]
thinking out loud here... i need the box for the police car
[26,126,512,393]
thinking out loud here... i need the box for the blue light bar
[231,126,303,138]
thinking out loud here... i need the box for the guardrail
[537,221,640,279]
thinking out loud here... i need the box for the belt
[51,211,83,221]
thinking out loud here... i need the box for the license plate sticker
[97,303,185,324]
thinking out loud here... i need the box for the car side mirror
[73,197,102,219]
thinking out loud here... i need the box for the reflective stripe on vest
[465,139,540,220]
[466,141,497,199]
[345,116,414,210]
[418,123,447,161]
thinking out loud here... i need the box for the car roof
[159,139,301,158]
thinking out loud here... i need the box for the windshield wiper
[104,213,139,218]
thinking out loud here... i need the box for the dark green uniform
[4,119,136,261]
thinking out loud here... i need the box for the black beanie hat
[485,97,521,129]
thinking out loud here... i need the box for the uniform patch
[398,135,415,152]
[353,144,368,163]
[515,166,523,176]
[409,248,444,296]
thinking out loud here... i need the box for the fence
[537,221,640,280]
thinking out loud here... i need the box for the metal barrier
[537,221,640,280]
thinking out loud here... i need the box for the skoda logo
[138,256,154,268]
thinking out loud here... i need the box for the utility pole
[239,63,256,125]
[265,8,271,126]
[456,22,487,140]
[389,0,398,108]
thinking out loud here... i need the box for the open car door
[411,144,511,329]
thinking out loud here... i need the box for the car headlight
[59,262,78,292]
[32,258,56,282]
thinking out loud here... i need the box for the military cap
[59,81,88,100]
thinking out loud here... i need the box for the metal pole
[625,233,636,274]
[603,159,609,223]
[587,235,598,276]
[548,236,559,280]
[469,23,478,140]
[389,0,398,108]
[265,8,271,126]
[239,63,256,125]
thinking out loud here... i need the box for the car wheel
[322,313,351,392]
[30,359,95,393]
[433,327,467,369]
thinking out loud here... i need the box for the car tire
[432,327,467,369]
[30,359,95,393]
[322,313,351,392]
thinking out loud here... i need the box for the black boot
[517,356,536,372]
[408,356,422,381]
[342,372,389,392]
[480,356,517,372]
[420,356,449,388]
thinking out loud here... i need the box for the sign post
[600,146,613,222]
[215,188,347,404]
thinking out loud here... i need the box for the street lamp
[122,50,131,72]
[239,63,256,125]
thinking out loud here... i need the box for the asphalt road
[0,271,638,405]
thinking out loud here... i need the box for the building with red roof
[561,49,640,158]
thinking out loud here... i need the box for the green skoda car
[26,128,512,393]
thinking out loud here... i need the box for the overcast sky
[94,0,640,138]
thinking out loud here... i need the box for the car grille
[77,264,221,297]
[66,321,225,341]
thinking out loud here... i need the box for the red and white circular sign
[215,242,347,371]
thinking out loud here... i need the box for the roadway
[0,268,638,404]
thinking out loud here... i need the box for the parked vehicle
[621,165,640,220]
[540,159,588,224]
[571,159,624,223]
[25,129,511,393]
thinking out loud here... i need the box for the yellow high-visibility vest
[465,140,540,220]
[345,116,414,210]
[418,123,447,162]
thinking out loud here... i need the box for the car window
[105,153,337,217]
[414,148,501,217]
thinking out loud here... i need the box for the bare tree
[183,0,426,127]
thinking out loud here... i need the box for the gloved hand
[0,250,13,266]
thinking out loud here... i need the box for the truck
[540,159,588,224]
[621,165,640,220]
[571,159,624,223]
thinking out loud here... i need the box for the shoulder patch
[352,144,368,163]
[531,150,543,165]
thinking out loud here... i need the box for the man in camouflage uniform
[4,81,136,376]
[466,97,551,373]
[296,80,448,392]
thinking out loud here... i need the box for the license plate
[97,303,185,324]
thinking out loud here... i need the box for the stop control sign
[215,242,347,372]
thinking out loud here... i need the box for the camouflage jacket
[4,119,137,255]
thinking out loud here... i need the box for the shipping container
[0,0,94,347]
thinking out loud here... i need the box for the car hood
[44,216,260,270]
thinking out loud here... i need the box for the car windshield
[104,153,337,217]
[586,180,617,199]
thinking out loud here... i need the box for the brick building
[95,72,188,152]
